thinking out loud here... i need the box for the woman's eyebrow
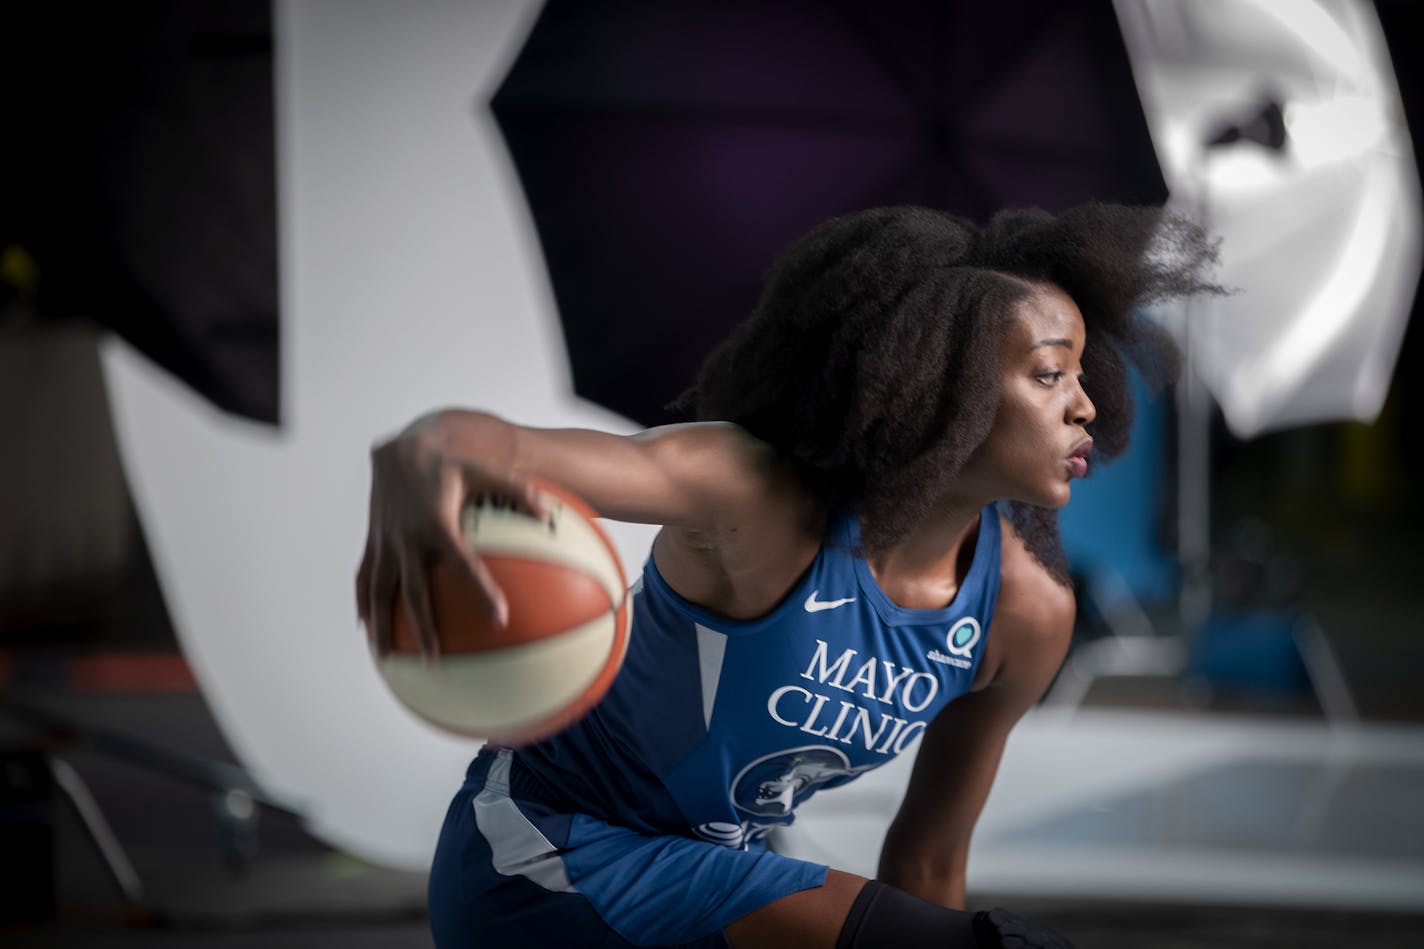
[1028,337,1073,352]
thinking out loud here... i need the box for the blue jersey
[508,506,1003,849]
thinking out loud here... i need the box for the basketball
[377,481,631,746]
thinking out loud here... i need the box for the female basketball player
[357,204,1218,949]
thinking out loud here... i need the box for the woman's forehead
[1005,286,1086,351]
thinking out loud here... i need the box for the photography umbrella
[4,1,279,424]
[1116,0,1422,437]
[492,0,1166,425]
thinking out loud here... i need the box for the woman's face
[959,284,1096,509]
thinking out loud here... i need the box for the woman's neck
[863,496,987,610]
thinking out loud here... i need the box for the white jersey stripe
[473,749,576,893]
[695,624,729,730]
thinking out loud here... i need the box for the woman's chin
[1023,483,1072,510]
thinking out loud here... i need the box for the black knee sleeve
[834,880,980,949]
[834,881,1075,949]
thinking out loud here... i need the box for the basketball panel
[387,556,616,655]
[461,486,627,605]
[378,609,618,739]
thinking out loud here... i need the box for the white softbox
[1116,0,1421,437]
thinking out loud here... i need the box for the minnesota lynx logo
[732,746,877,817]
[692,745,881,849]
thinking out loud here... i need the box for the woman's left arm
[876,554,1074,909]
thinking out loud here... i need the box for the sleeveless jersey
[507,506,1003,851]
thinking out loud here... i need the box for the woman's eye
[1036,371,1064,385]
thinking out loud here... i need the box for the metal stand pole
[1176,293,1213,637]
[49,757,145,906]
[1177,161,1215,639]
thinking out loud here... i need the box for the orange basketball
[378,481,631,745]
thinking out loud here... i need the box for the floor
[5,662,1424,948]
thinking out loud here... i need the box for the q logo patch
[945,618,981,659]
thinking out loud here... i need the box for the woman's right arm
[355,408,805,655]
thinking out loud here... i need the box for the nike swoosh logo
[804,591,857,613]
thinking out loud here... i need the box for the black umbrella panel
[492,0,1166,426]
[4,1,280,424]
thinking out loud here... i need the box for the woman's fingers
[519,478,553,523]
[396,545,441,661]
[360,436,542,662]
[462,547,509,629]
[436,461,469,552]
[355,544,373,629]
[435,462,530,631]
[366,543,399,655]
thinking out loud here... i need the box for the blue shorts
[428,749,829,948]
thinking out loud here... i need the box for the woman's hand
[355,413,549,659]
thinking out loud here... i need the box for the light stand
[1178,97,1288,636]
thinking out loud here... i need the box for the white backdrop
[100,0,656,869]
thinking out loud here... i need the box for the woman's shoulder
[962,511,1075,695]
[639,420,782,481]
[642,420,812,513]
[649,422,826,618]
[991,510,1075,646]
